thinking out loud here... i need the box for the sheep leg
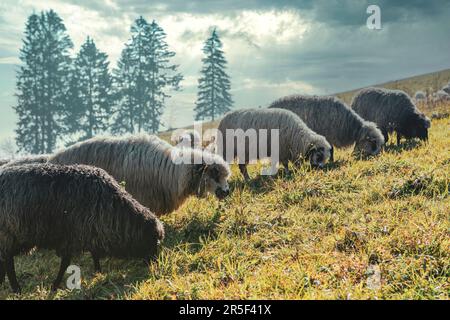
[330,146,334,162]
[396,133,402,146]
[5,256,20,293]
[239,164,250,181]
[282,161,291,176]
[382,129,389,145]
[91,252,102,273]
[0,261,5,285]
[51,255,71,291]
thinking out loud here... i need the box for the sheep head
[194,158,231,200]
[355,122,385,157]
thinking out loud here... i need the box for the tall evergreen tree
[112,46,137,134]
[112,17,182,134]
[65,37,112,142]
[15,10,73,154]
[195,29,233,121]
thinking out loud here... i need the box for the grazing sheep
[171,129,202,149]
[216,108,332,180]
[442,82,450,95]
[0,154,49,167]
[351,87,431,145]
[49,134,231,216]
[269,95,385,161]
[204,140,217,154]
[414,91,426,102]
[0,163,164,293]
[435,90,450,102]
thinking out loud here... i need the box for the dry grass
[0,103,449,300]
[337,69,450,104]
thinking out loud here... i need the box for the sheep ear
[305,143,317,158]
[206,165,221,179]
[194,163,207,174]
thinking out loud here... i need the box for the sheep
[216,108,332,180]
[435,90,450,102]
[0,163,164,293]
[351,87,431,145]
[48,134,231,216]
[269,95,385,161]
[414,91,427,102]
[171,129,202,149]
[442,82,450,95]
[0,154,49,167]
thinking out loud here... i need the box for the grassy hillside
[336,69,450,104]
[1,78,449,300]
[158,69,450,138]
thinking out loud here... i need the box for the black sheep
[0,163,164,293]
[351,87,430,145]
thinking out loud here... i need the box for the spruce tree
[15,10,73,154]
[111,46,137,134]
[65,37,112,142]
[195,29,233,121]
[113,17,182,134]
[15,13,43,154]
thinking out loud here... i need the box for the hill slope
[159,68,450,139]
[336,68,450,104]
[1,72,449,300]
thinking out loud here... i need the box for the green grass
[1,108,449,300]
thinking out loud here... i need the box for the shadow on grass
[0,250,151,299]
[233,174,278,195]
[323,159,348,171]
[163,211,222,252]
[230,160,347,194]
[384,139,424,153]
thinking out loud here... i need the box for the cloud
[0,0,449,137]
[0,56,20,64]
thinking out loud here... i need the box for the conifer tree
[65,37,112,142]
[195,29,233,121]
[113,17,182,134]
[15,10,73,153]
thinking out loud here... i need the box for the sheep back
[351,87,430,140]
[0,163,164,261]
[217,108,331,165]
[269,95,384,149]
[49,134,230,215]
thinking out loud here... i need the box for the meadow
[0,101,449,300]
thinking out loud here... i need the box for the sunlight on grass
[1,107,449,300]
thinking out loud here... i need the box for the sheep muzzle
[215,187,230,200]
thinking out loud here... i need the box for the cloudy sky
[0,0,449,143]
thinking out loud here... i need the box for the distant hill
[336,68,450,104]
[159,68,450,139]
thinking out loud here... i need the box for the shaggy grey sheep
[351,87,431,145]
[414,91,426,102]
[435,90,450,102]
[0,154,49,167]
[442,82,450,95]
[269,95,385,161]
[49,134,231,216]
[0,163,164,293]
[171,129,202,149]
[216,108,332,180]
